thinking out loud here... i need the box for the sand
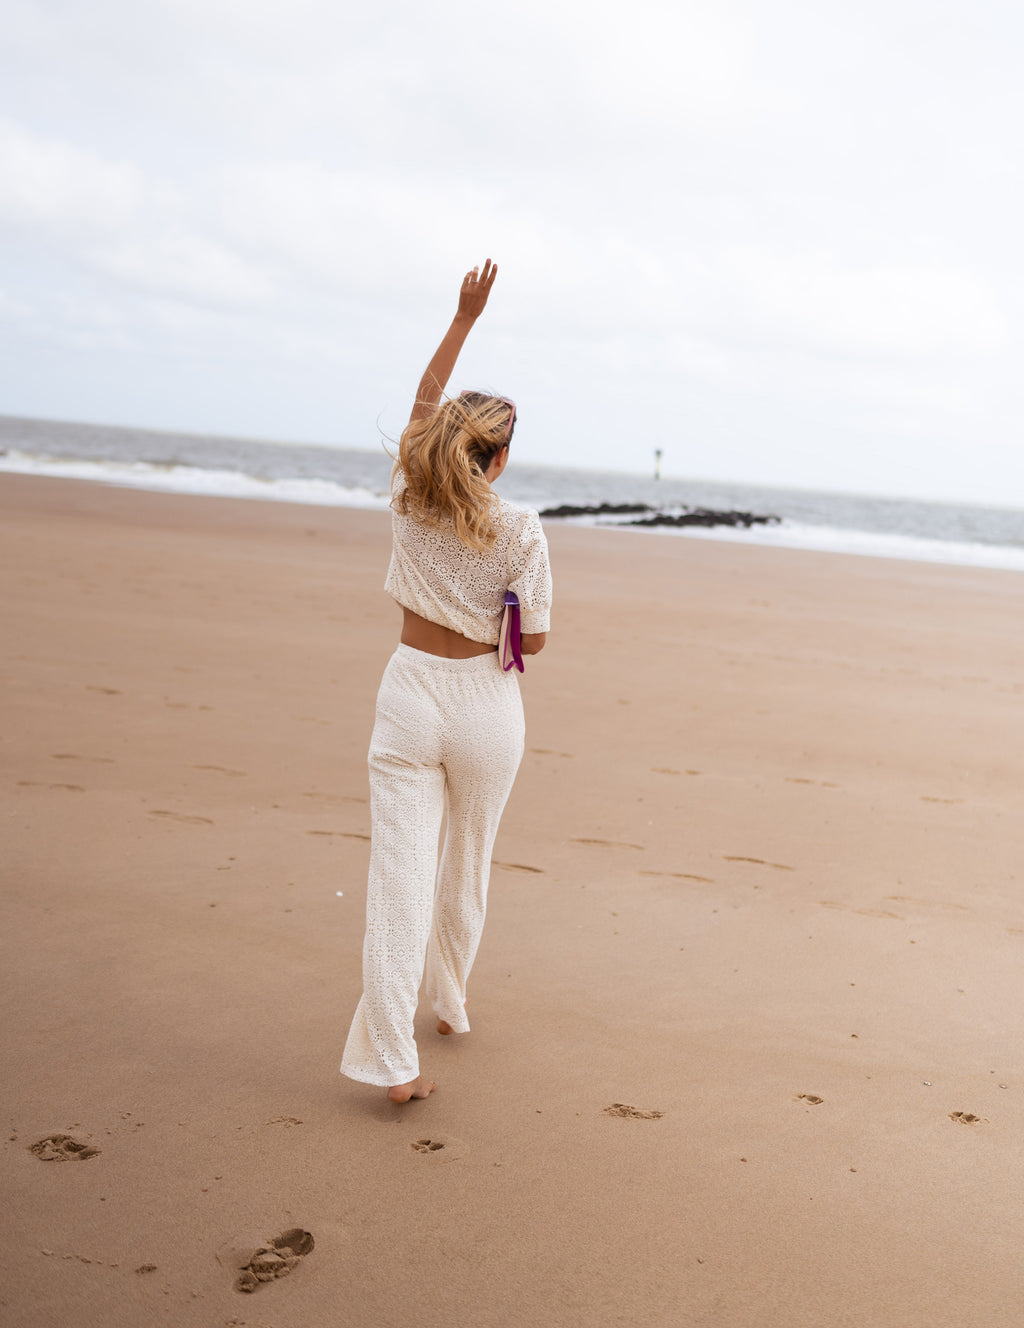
[2,471,1023,1328]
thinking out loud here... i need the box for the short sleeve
[507,508,552,635]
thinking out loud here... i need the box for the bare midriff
[400,607,497,659]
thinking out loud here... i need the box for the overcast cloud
[1,0,1022,504]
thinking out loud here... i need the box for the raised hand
[456,259,497,322]
[409,260,500,423]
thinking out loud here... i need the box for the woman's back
[386,473,551,646]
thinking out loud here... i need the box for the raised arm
[409,260,498,425]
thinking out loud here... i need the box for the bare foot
[387,1076,436,1103]
[437,999,467,1036]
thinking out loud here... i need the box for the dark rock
[539,501,780,529]
[539,502,653,518]
[625,508,780,529]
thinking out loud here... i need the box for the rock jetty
[539,502,780,529]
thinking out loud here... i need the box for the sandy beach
[3,471,1023,1328]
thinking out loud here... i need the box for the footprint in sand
[17,781,85,792]
[410,1134,467,1161]
[921,796,964,805]
[722,856,795,872]
[30,1134,100,1161]
[638,870,715,884]
[887,895,968,912]
[51,753,115,764]
[305,830,370,841]
[651,768,681,775]
[192,765,247,777]
[235,1228,314,1294]
[302,792,368,804]
[603,1104,664,1120]
[571,837,645,851]
[85,685,121,695]
[530,748,575,758]
[795,1094,824,1106]
[949,1111,985,1125]
[149,810,215,825]
[493,861,545,874]
[820,901,903,919]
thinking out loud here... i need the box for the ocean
[2,414,1022,573]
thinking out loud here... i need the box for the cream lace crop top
[385,472,552,645]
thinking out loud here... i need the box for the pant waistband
[393,642,503,673]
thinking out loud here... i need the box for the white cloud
[724,248,1007,357]
[0,119,145,233]
[566,0,755,129]
[0,120,272,309]
[0,0,1022,503]
[0,286,33,321]
[89,230,274,305]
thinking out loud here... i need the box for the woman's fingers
[464,259,496,287]
[457,260,497,317]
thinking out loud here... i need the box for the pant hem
[340,1063,419,1088]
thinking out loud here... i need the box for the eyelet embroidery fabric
[385,474,552,643]
[340,645,525,1086]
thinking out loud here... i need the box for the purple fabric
[501,591,524,673]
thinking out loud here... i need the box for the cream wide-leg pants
[340,643,525,1087]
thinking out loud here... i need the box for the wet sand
[2,472,1023,1327]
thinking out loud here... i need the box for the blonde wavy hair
[393,391,516,550]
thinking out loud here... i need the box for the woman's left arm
[410,260,498,425]
[509,511,552,651]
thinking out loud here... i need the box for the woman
[341,260,552,1102]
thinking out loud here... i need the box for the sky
[2,0,1023,506]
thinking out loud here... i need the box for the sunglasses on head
[496,396,516,440]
